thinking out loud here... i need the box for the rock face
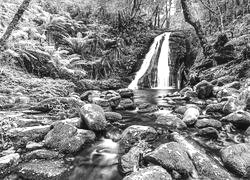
[119,141,149,174]
[17,160,71,180]
[156,114,187,129]
[44,122,95,153]
[221,111,250,129]
[221,143,250,177]
[80,104,108,131]
[123,166,172,180]
[144,142,195,177]
[195,80,213,99]
[119,125,157,153]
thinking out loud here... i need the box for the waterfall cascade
[128,32,172,89]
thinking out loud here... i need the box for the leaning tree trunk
[0,0,32,47]
[181,0,207,53]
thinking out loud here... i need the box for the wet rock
[0,153,20,173]
[179,87,193,96]
[44,122,95,153]
[238,87,250,110]
[92,97,111,111]
[221,110,250,130]
[101,90,121,109]
[221,143,250,177]
[156,114,187,129]
[174,106,187,114]
[105,112,122,122]
[80,104,108,131]
[119,125,157,153]
[26,141,44,151]
[195,119,222,129]
[206,102,225,114]
[197,127,219,139]
[185,90,198,98]
[222,97,246,114]
[245,126,250,136]
[106,126,122,142]
[117,88,134,98]
[144,142,195,177]
[216,88,240,101]
[59,117,81,128]
[116,98,135,110]
[119,141,149,174]
[80,90,101,102]
[172,132,232,180]
[17,160,71,180]
[7,125,51,142]
[137,103,159,113]
[183,107,200,126]
[123,166,172,180]
[222,81,241,90]
[195,80,213,99]
[23,149,62,161]
[15,118,53,127]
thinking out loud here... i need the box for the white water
[128,32,171,89]
[155,32,171,89]
[128,33,166,89]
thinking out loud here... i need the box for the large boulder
[119,141,149,174]
[221,110,250,130]
[156,114,187,129]
[80,104,108,131]
[105,112,122,122]
[144,142,195,178]
[183,107,200,126]
[123,166,172,180]
[221,143,250,177]
[44,122,95,153]
[119,125,157,153]
[195,80,213,99]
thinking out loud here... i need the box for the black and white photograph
[0,0,249,179]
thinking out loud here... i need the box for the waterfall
[128,32,172,89]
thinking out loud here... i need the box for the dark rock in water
[183,107,200,126]
[6,125,51,142]
[105,112,122,122]
[101,90,121,109]
[222,97,246,115]
[156,114,187,129]
[172,132,232,180]
[119,125,157,153]
[23,149,62,161]
[106,126,122,142]
[144,142,195,178]
[197,127,219,139]
[17,160,71,180]
[137,103,159,113]
[195,118,222,129]
[214,33,229,50]
[117,88,134,98]
[80,104,108,131]
[119,141,149,174]
[221,110,250,130]
[116,98,135,110]
[123,166,172,180]
[44,122,95,153]
[221,143,250,177]
[195,80,214,99]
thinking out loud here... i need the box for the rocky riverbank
[1,65,250,180]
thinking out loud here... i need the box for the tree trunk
[181,0,207,52]
[0,0,32,47]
